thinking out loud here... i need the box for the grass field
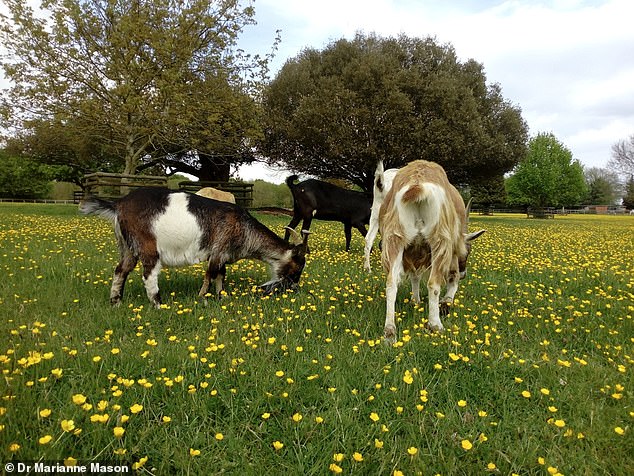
[0,203,632,475]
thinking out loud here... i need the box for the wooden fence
[76,174,254,208]
[82,172,168,200]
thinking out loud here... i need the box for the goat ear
[285,226,302,245]
[465,229,485,242]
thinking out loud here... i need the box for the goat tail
[79,196,117,223]
[285,175,299,188]
[396,181,450,236]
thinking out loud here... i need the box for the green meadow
[0,203,632,475]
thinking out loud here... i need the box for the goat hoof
[439,302,451,316]
[110,297,122,307]
[425,321,445,333]
[383,326,397,345]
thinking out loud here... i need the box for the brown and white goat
[79,187,309,308]
[195,186,236,204]
[378,160,485,341]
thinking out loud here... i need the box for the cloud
[241,0,634,169]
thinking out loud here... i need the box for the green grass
[0,203,632,475]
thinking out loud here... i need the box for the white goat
[364,161,399,272]
[378,160,485,342]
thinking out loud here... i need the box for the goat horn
[465,198,473,229]
[285,226,302,244]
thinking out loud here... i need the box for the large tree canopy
[259,33,528,190]
[0,0,273,180]
[506,132,587,208]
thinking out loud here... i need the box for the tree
[0,150,53,198]
[608,134,634,177]
[623,176,634,210]
[259,33,528,191]
[584,167,622,205]
[0,0,272,180]
[470,175,506,214]
[506,132,587,208]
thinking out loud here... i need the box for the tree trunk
[198,153,230,181]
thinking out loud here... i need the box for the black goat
[80,187,309,307]
[284,175,372,251]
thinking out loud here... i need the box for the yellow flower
[273,440,284,451]
[521,390,531,398]
[39,408,52,418]
[262,412,271,420]
[458,400,467,407]
[329,463,343,474]
[162,416,172,423]
[61,420,75,432]
[315,416,324,424]
[64,457,77,466]
[72,394,87,405]
[292,412,302,423]
[51,368,63,378]
[461,439,473,451]
[189,448,200,456]
[132,456,148,470]
[614,426,625,435]
[352,452,363,462]
[370,412,380,422]
[113,426,125,438]
[403,370,413,385]
[130,403,143,414]
[374,439,384,449]
[487,462,497,470]
[407,446,418,456]
[38,435,53,445]
[554,419,566,428]
[333,453,344,462]
[215,433,224,441]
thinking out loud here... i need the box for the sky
[236,0,634,183]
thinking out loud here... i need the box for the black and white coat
[80,187,309,307]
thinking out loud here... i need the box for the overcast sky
[236,0,634,182]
